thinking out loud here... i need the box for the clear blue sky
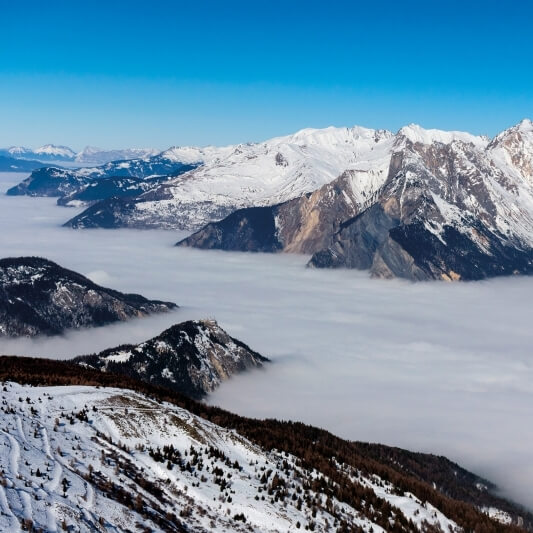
[1,0,532,150]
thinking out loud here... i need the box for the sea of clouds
[1,172,532,510]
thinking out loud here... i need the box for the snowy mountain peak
[517,118,533,132]
[488,119,533,186]
[397,124,487,147]
[35,144,77,158]
[6,146,32,155]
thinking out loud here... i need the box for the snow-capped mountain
[76,320,268,398]
[177,120,533,280]
[0,257,176,337]
[306,123,533,280]
[0,359,530,532]
[2,146,34,157]
[34,144,77,161]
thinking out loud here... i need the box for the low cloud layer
[1,173,533,510]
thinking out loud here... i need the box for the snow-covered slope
[0,381,520,533]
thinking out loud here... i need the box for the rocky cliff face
[177,168,377,254]
[75,319,268,398]
[0,257,176,337]
[309,124,533,280]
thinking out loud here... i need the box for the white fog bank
[0,173,532,510]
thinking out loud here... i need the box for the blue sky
[1,0,532,149]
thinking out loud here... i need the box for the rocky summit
[75,319,268,398]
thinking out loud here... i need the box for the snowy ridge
[99,126,395,229]
[396,124,488,148]
[0,382,470,533]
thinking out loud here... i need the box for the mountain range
[176,120,533,280]
[0,144,160,165]
[6,120,533,281]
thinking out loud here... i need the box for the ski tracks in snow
[45,462,62,492]
[15,416,27,444]
[0,485,20,532]
[19,491,32,521]
[0,430,21,479]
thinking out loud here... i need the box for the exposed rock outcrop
[76,319,268,398]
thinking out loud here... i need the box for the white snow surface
[397,124,488,147]
[0,383,462,532]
